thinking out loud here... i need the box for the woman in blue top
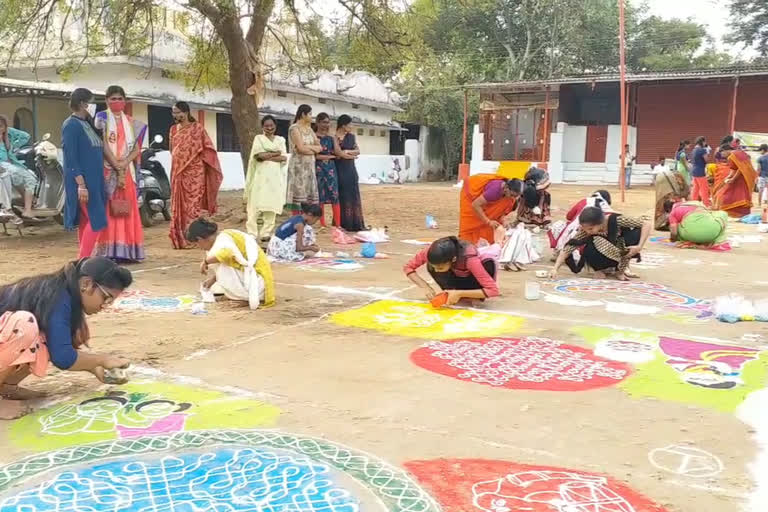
[61,88,108,259]
[0,257,132,419]
[267,203,322,261]
[0,115,39,219]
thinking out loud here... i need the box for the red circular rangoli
[405,458,669,512]
[410,336,631,391]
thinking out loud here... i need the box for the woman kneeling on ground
[665,200,728,246]
[186,219,275,310]
[267,203,322,262]
[0,257,132,419]
[549,207,651,281]
[404,236,499,306]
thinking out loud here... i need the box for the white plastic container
[525,281,541,300]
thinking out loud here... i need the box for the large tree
[727,0,768,56]
[0,0,402,167]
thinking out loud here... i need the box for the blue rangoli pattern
[0,447,359,511]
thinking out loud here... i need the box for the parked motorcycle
[137,134,171,227]
[12,133,65,224]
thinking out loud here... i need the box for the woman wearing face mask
[244,115,288,241]
[62,88,108,259]
[168,101,223,249]
[0,257,132,419]
[91,85,145,262]
[314,112,339,227]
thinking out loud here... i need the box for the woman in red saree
[458,173,522,244]
[169,102,223,249]
[712,143,758,218]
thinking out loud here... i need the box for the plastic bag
[332,227,357,245]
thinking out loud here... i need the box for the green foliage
[169,35,231,91]
[727,0,768,56]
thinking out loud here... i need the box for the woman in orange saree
[169,102,223,249]
[458,174,522,244]
[712,145,758,218]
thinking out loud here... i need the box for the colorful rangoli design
[110,290,198,313]
[405,458,668,512]
[331,300,524,339]
[0,430,439,512]
[411,337,631,391]
[548,279,712,321]
[10,382,280,450]
[575,327,768,412]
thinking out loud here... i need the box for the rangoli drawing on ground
[10,381,281,450]
[411,337,631,391]
[648,445,723,478]
[632,252,672,269]
[546,279,712,322]
[404,458,668,512]
[331,300,524,339]
[0,430,439,512]
[275,258,367,272]
[110,290,198,313]
[575,326,768,412]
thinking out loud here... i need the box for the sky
[638,0,756,56]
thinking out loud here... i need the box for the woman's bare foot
[1,384,45,400]
[0,398,30,419]
[616,273,630,281]
[593,271,607,279]
[624,270,639,279]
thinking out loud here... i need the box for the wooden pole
[461,89,468,164]
[729,76,740,134]
[618,0,628,203]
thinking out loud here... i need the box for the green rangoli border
[0,429,441,512]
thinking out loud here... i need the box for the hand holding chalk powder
[103,366,130,385]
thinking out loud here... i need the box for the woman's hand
[445,290,463,306]
[626,245,641,258]
[488,220,501,230]
[422,285,437,300]
[200,260,209,274]
[78,185,89,203]
[202,276,216,289]
[548,267,559,279]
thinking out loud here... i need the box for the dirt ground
[0,182,765,511]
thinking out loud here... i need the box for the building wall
[0,97,71,145]
[735,77,768,133]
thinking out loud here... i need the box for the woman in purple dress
[333,114,366,232]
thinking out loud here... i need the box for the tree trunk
[225,37,262,171]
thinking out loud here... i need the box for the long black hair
[336,114,352,129]
[69,88,93,111]
[695,136,706,147]
[106,85,127,98]
[294,104,312,124]
[594,189,612,205]
[174,101,195,122]
[427,236,463,266]
[579,206,605,226]
[185,218,218,242]
[505,178,523,195]
[0,257,132,338]
[677,140,690,152]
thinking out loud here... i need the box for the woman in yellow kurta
[185,218,275,310]
[244,115,288,241]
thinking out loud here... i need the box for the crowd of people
[0,84,764,418]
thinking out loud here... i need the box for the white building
[0,56,434,188]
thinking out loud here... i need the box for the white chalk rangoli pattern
[473,470,637,512]
[0,430,438,512]
[424,337,628,386]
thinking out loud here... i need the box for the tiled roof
[467,66,768,90]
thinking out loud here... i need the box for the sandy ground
[0,183,765,511]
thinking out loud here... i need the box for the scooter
[137,134,171,227]
[12,133,65,224]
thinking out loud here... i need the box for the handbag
[110,197,131,218]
